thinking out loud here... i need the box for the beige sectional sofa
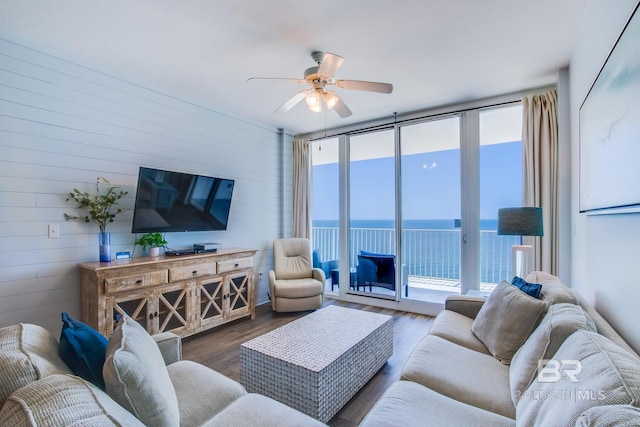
[4,272,640,426]
[0,316,325,426]
[361,272,640,426]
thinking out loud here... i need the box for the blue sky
[312,140,522,221]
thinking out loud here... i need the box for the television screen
[131,167,235,233]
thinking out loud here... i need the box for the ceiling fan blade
[274,90,308,113]
[335,80,393,94]
[333,98,352,118]
[317,52,344,78]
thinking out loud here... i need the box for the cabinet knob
[149,313,153,320]
[192,270,198,275]
[136,279,143,285]
[234,263,239,267]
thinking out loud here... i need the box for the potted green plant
[135,232,168,257]
[64,177,128,262]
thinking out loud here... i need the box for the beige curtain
[522,90,558,275]
[293,138,311,239]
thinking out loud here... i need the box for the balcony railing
[312,226,520,286]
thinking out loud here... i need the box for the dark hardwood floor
[181,299,434,426]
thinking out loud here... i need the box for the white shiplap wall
[0,38,293,336]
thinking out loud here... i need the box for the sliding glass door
[348,129,397,299]
[400,117,461,302]
[311,137,340,294]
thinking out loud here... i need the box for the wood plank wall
[0,38,293,336]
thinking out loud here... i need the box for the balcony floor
[324,275,497,304]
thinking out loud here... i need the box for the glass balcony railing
[312,226,519,295]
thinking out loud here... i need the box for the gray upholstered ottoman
[240,305,393,422]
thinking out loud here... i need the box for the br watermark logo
[515,359,607,402]
[537,359,582,383]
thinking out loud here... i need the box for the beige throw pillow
[509,303,596,405]
[471,281,548,364]
[516,330,640,426]
[0,324,72,406]
[103,316,179,427]
[576,405,640,427]
[0,374,145,426]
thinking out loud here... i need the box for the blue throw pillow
[59,312,108,390]
[511,276,542,299]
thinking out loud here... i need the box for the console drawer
[169,264,216,281]
[104,270,168,294]
[218,258,253,274]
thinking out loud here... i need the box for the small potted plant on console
[135,232,168,257]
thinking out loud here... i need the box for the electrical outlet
[48,224,60,238]
[259,272,263,280]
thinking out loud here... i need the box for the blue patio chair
[313,249,338,289]
[356,250,409,297]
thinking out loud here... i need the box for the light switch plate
[48,224,60,238]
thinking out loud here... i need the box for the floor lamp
[497,207,544,280]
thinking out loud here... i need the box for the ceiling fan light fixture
[305,91,321,107]
[323,90,339,109]
[307,101,322,113]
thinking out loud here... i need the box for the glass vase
[98,232,111,262]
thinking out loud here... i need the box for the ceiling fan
[249,51,393,118]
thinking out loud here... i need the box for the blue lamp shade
[497,207,544,237]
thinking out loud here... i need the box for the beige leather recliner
[269,238,325,312]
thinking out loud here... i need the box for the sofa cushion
[272,278,323,298]
[472,281,548,364]
[59,311,108,390]
[510,303,596,406]
[103,316,179,427]
[202,393,327,427]
[0,323,72,407]
[428,310,491,355]
[525,271,577,305]
[575,405,640,426]
[401,334,515,419]
[168,360,246,426]
[0,374,145,426]
[570,289,639,357]
[360,380,515,427]
[516,330,640,426]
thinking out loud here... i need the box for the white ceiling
[0,0,589,135]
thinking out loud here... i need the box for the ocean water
[312,218,514,283]
[314,219,499,230]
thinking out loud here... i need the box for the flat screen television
[131,167,235,233]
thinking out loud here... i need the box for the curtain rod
[309,99,520,141]
[300,85,555,141]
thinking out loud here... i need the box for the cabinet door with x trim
[227,271,253,320]
[152,281,192,336]
[196,275,225,330]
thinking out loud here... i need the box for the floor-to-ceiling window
[479,105,523,287]
[348,129,397,299]
[400,116,461,303]
[310,100,523,311]
[311,137,340,294]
